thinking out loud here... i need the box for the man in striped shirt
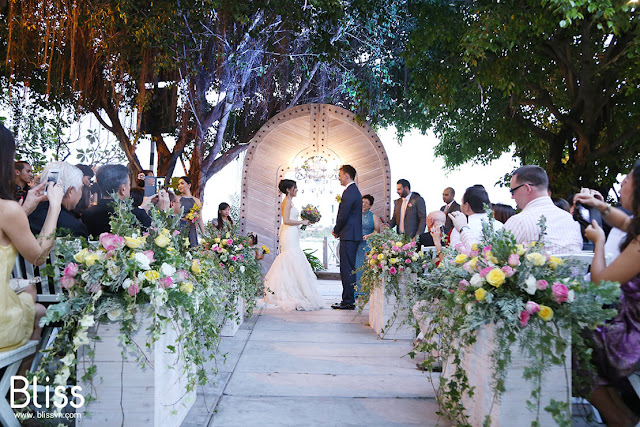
[504,165,582,254]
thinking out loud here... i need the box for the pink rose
[143,250,156,263]
[454,243,469,255]
[482,246,492,255]
[519,311,530,327]
[459,279,470,290]
[399,266,405,272]
[63,262,79,277]
[231,255,238,262]
[237,244,244,250]
[238,254,244,261]
[176,270,189,281]
[173,230,181,236]
[159,276,173,289]
[142,232,150,237]
[410,241,417,248]
[371,254,378,260]
[525,301,540,314]
[552,282,569,303]
[216,246,223,253]
[128,283,139,296]
[227,239,233,245]
[220,263,226,268]
[392,246,400,252]
[389,266,397,275]
[405,258,412,264]
[480,267,493,278]
[402,244,411,251]
[536,279,548,290]
[508,254,520,266]
[501,266,515,278]
[469,250,479,258]
[60,276,76,289]
[99,233,125,251]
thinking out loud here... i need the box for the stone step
[316,271,341,280]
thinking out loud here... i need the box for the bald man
[440,187,460,234]
[419,210,447,248]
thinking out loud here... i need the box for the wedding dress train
[263,204,324,311]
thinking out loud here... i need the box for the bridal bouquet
[300,204,321,230]
[412,216,621,425]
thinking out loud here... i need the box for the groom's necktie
[399,197,408,233]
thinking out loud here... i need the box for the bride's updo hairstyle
[278,179,296,195]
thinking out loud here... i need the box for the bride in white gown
[263,179,324,311]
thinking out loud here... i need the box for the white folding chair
[0,341,38,427]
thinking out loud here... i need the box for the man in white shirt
[450,186,503,250]
[504,165,582,254]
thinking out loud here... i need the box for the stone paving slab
[210,396,444,426]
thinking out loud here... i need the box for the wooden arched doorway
[240,104,391,269]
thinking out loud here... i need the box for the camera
[43,169,60,195]
[144,176,166,197]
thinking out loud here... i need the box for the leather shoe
[332,303,355,310]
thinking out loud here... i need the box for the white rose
[567,289,575,303]
[465,302,474,314]
[160,262,176,277]
[122,278,132,289]
[107,308,123,321]
[133,252,151,270]
[151,289,168,307]
[60,353,75,366]
[107,260,119,278]
[240,265,245,273]
[79,315,95,328]
[525,275,537,295]
[470,273,483,287]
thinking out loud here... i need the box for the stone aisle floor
[181,279,442,427]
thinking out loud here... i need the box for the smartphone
[43,169,60,195]
[573,203,590,228]
[144,176,157,198]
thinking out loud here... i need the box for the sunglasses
[509,183,527,195]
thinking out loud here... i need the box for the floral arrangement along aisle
[412,217,620,426]
[34,200,264,410]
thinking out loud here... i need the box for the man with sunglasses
[504,165,582,254]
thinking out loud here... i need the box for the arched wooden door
[240,104,391,270]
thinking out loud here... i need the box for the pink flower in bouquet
[519,310,531,327]
[227,239,233,245]
[378,263,384,269]
[392,245,400,252]
[88,283,101,293]
[371,254,378,260]
[389,266,397,275]
[402,244,411,251]
[60,276,76,289]
[469,250,479,258]
[482,246,492,255]
[238,254,244,260]
[99,233,125,251]
[410,241,417,248]
[220,263,225,268]
[231,255,238,262]
[405,258,412,264]
[454,243,469,255]
[508,254,520,266]
[216,246,224,253]
[63,262,79,277]
[501,265,515,278]
[462,262,474,274]
[142,232,150,237]
[536,279,548,290]
[159,276,173,289]
[459,279,470,290]
[128,283,139,296]
[552,282,569,303]
[176,270,189,281]
[399,266,405,272]
[480,267,493,278]
[525,301,540,314]
[237,244,244,250]
[173,230,180,236]
[143,250,155,263]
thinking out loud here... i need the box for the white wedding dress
[263,204,324,311]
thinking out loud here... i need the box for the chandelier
[294,156,336,193]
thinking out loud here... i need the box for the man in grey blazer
[388,179,427,240]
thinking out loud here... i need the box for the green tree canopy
[403,0,640,197]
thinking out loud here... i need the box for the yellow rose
[488,255,500,264]
[395,241,403,247]
[229,266,235,273]
[161,228,171,236]
[180,281,194,294]
[214,237,221,243]
[469,257,479,269]
[486,268,506,287]
[526,252,546,266]
[124,236,143,249]
[548,256,563,270]
[155,234,171,248]
[455,254,468,264]
[369,259,378,266]
[84,254,100,267]
[191,260,201,274]
[411,255,418,262]
[220,239,227,246]
[516,244,526,256]
[145,270,160,282]
[529,241,537,247]
[73,248,89,263]
[378,254,385,260]
[471,243,479,251]
[390,258,398,264]
[538,305,554,321]
[475,288,487,301]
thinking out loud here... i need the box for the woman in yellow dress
[0,124,64,353]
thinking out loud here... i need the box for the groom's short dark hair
[397,179,410,190]
[340,165,356,180]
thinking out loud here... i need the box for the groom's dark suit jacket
[333,183,362,241]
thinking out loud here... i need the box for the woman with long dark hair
[576,160,640,426]
[0,124,63,355]
[215,202,234,232]
[178,176,205,246]
[262,179,324,311]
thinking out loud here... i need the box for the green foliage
[303,248,325,272]
[402,0,640,197]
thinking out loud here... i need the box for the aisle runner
[182,280,439,426]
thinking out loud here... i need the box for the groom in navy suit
[331,165,362,310]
